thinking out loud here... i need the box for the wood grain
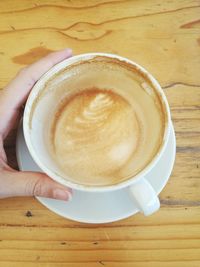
[0,0,200,266]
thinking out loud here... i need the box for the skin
[0,49,73,201]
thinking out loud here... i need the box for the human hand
[0,49,73,200]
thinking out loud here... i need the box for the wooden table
[0,1,200,266]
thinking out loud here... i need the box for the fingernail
[64,48,72,55]
[53,188,72,201]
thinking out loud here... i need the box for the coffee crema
[51,87,140,185]
[42,56,166,186]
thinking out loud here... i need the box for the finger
[0,48,72,139]
[0,170,73,200]
[2,48,72,109]
[0,137,7,162]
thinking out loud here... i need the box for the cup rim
[23,52,171,192]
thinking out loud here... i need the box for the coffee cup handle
[129,177,160,216]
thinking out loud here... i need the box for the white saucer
[16,123,176,224]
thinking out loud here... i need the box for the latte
[46,57,166,186]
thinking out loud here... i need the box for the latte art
[43,56,166,186]
[51,88,140,185]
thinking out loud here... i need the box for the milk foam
[51,88,140,185]
[45,57,165,186]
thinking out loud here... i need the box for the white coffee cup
[23,53,171,216]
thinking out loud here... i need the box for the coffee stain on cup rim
[29,55,169,130]
[26,53,171,190]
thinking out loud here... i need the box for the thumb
[0,170,72,200]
